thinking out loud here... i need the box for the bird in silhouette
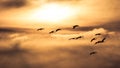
[76,36,83,39]
[37,28,44,31]
[91,38,97,42]
[55,29,61,32]
[95,37,106,45]
[95,41,102,45]
[49,31,54,34]
[101,37,106,42]
[95,33,101,36]
[72,25,79,29]
[69,38,76,40]
[90,51,97,55]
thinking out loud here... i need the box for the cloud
[63,0,120,26]
[0,0,120,27]
[0,27,32,33]
[0,26,120,68]
[0,0,80,10]
[0,0,28,9]
[100,20,120,32]
[63,20,120,32]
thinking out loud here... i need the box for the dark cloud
[99,20,120,31]
[0,43,120,68]
[0,0,28,9]
[63,20,120,32]
[0,27,32,40]
[0,27,32,33]
[0,25,120,68]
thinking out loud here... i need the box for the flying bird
[101,37,106,42]
[95,33,101,36]
[55,29,61,32]
[76,36,83,39]
[91,38,97,42]
[37,28,44,31]
[49,31,54,34]
[69,38,76,40]
[95,41,102,45]
[72,25,79,29]
[95,37,106,45]
[90,51,97,55]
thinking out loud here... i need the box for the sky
[0,0,120,27]
[0,0,120,68]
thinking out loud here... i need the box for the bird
[37,28,44,31]
[95,33,101,36]
[101,37,106,42]
[95,41,102,45]
[95,37,106,45]
[69,38,76,40]
[49,31,54,34]
[91,38,97,42]
[72,25,79,29]
[76,36,83,39]
[90,51,97,55]
[55,28,61,32]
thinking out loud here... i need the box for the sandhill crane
[55,29,61,32]
[101,37,106,42]
[49,31,54,34]
[37,28,44,31]
[69,38,76,40]
[76,36,83,39]
[95,33,101,36]
[91,38,97,42]
[95,41,102,45]
[95,37,106,45]
[90,51,97,55]
[72,25,79,29]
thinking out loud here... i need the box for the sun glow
[30,3,76,23]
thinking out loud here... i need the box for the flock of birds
[37,25,79,34]
[37,25,108,55]
[90,35,107,55]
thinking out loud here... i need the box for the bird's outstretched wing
[49,31,54,34]
[95,33,101,36]
[91,38,96,42]
[90,51,97,55]
[56,29,61,32]
[37,28,44,31]
[72,25,79,29]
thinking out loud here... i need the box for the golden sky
[0,0,120,27]
[0,1,120,68]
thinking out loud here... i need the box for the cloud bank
[0,26,120,68]
[0,0,28,9]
